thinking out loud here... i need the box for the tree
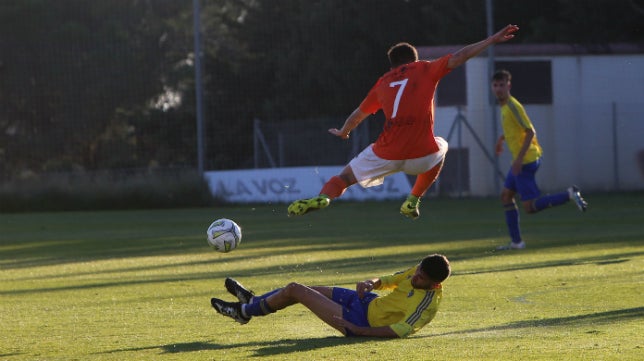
[0,0,196,177]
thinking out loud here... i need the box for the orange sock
[320,176,348,199]
[411,162,443,197]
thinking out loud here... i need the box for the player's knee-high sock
[504,203,522,244]
[242,299,275,317]
[320,176,348,199]
[242,289,281,317]
[411,162,443,197]
[532,192,570,212]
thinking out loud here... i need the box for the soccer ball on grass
[206,218,242,253]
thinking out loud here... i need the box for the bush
[0,169,219,212]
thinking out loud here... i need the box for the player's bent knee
[283,282,305,296]
[523,202,537,214]
[338,172,356,186]
[283,282,322,303]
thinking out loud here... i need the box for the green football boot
[287,195,330,216]
[400,195,420,220]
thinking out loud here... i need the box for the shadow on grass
[2,249,641,296]
[430,306,644,337]
[453,251,642,276]
[96,307,644,357]
[0,352,23,358]
[3,193,643,272]
[103,336,375,357]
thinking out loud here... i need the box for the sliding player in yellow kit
[210,254,450,338]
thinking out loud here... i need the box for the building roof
[418,43,644,59]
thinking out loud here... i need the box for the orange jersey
[359,55,452,160]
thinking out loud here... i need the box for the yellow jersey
[367,266,443,338]
[500,96,542,163]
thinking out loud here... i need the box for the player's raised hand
[492,24,519,44]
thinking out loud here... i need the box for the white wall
[439,53,644,196]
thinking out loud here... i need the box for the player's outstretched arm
[447,24,519,69]
[329,107,369,139]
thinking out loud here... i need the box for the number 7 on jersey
[389,78,408,119]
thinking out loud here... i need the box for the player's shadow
[103,336,376,357]
[452,251,640,276]
[425,306,644,337]
[246,336,379,357]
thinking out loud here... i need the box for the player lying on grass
[210,254,450,338]
[287,25,520,220]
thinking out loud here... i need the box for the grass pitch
[1,192,642,360]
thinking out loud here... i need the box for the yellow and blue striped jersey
[501,96,542,163]
[367,266,443,338]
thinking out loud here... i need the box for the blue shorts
[331,287,378,336]
[504,158,541,201]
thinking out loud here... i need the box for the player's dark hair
[492,69,512,82]
[387,42,418,68]
[420,254,451,283]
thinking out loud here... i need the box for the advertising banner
[204,166,412,203]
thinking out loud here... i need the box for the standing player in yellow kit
[491,69,588,250]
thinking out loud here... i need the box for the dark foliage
[0,0,641,177]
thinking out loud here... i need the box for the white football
[206,218,242,253]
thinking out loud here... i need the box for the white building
[422,43,644,196]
